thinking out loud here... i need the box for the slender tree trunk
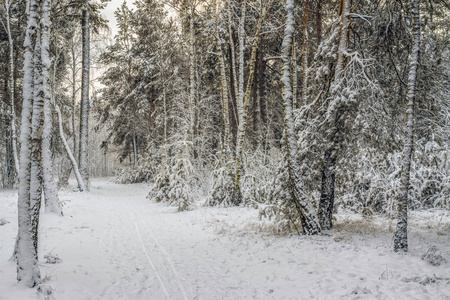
[394,0,421,253]
[5,0,20,175]
[56,105,85,191]
[318,0,350,230]
[227,0,239,150]
[71,39,77,158]
[158,37,167,156]
[282,0,321,235]
[30,33,44,255]
[216,1,230,158]
[292,36,298,109]
[16,0,41,286]
[79,7,90,190]
[316,0,322,45]
[188,0,196,147]
[302,0,309,105]
[40,0,62,215]
[235,1,272,203]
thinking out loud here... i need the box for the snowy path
[1,178,450,300]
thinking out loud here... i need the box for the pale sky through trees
[102,0,134,35]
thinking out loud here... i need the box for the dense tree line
[1,0,448,288]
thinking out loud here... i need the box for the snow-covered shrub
[338,149,402,217]
[44,253,63,264]
[257,155,304,235]
[115,156,155,184]
[411,140,450,210]
[422,245,447,266]
[206,162,240,207]
[148,163,171,203]
[148,158,196,211]
[241,148,280,207]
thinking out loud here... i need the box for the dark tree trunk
[228,43,239,151]
[318,148,336,230]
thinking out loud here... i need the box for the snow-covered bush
[147,158,196,211]
[115,155,155,184]
[422,245,447,266]
[256,155,305,235]
[206,162,240,207]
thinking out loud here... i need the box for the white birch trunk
[235,1,272,202]
[292,36,298,109]
[5,0,20,174]
[79,6,90,190]
[394,0,421,253]
[281,0,320,235]
[55,105,85,191]
[16,0,41,286]
[216,1,230,157]
[40,0,62,215]
[188,0,196,145]
[301,0,309,105]
[30,32,44,254]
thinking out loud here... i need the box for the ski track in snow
[128,208,171,298]
[1,178,450,300]
[129,208,188,300]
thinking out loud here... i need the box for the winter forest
[0,0,449,298]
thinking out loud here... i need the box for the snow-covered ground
[1,178,449,300]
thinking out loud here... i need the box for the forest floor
[1,178,449,300]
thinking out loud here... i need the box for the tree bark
[41,0,62,215]
[235,1,273,203]
[16,0,41,286]
[79,6,90,190]
[301,0,309,105]
[394,0,421,253]
[216,1,231,157]
[5,0,20,175]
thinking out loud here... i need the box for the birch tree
[79,1,90,189]
[281,0,320,235]
[234,0,273,203]
[394,0,421,253]
[2,0,19,176]
[16,0,41,287]
[41,0,62,215]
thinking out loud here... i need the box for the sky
[101,0,135,36]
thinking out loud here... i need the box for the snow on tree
[16,0,42,287]
[280,0,320,235]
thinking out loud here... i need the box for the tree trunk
[30,33,44,255]
[79,7,90,190]
[318,149,336,230]
[302,0,309,105]
[188,0,196,148]
[235,1,272,203]
[41,0,62,215]
[5,0,20,175]
[318,0,350,230]
[216,1,230,158]
[56,105,85,191]
[394,0,421,253]
[16,0,41,286]
[281,0,321,235]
